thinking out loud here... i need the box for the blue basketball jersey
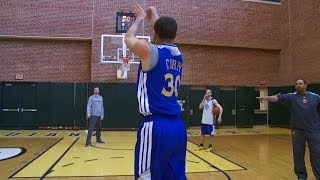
[136,44,183,116]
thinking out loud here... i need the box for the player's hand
[87,114,91,119]
[146,6,157,19]
[256,96,267,103]
[133,4,146,20]
[217,117,222,124]
[101,116,104,120]
[203,94,209,100]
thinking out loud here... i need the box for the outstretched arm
[256,95,279,103]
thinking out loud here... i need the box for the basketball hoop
[117,56,133,79]
[100,34,150,79]
[120,56,134,71]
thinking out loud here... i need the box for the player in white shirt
[199,89,223,152]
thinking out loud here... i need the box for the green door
[189,89,205,127]
[220,89,236,126]
[20,83,37,128]
[1,83,20,128]
[236,87,256,127]
[236,87,268,127]
[1,82,37,129]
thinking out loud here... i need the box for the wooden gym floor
[0,127,316,180]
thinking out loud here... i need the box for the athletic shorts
[200,123,215,136]
[134,115,187,180]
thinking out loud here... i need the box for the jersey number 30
[161,73,181,97]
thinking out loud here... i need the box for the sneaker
[85,144,90,147]
[96,141,105,144]
[199,145,204,150]
[206,146,213,152]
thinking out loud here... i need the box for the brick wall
[0,0,93,37]
[0,39,91,82]
[91,0,282,85]
[0,0,285,86]
[181,45,279,86]
[280,0,320,86]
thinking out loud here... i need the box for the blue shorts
[134,115,187,180]
[201,124,215,135]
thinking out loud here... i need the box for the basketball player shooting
[125,4,187,180]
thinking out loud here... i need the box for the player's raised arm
[146,6,159,29]
[256,95,279,103]
[199,95,206,109]
[125,4,150,62]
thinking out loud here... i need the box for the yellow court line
[47,139,135,176]
[47,140,220,176]
[186,150,219,173]
[7,130,246,177]
[13,137,78,178]
[187,141,245,171]
[11,135,222,177]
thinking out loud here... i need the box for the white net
[117,56,133,79]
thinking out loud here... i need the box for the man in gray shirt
[85,86,105,147]
[257,79,320,180]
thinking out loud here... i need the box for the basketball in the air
[212,107,220,116]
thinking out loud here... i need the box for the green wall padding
[74,83,88,128]
[3,82,319,130]
[0,82,2,127]
[189,89,205,127]
[220,89,235,126]
[178,85,190,128]
[50,83,75,128]
[37,82,51,127]
[268,86,294,127]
